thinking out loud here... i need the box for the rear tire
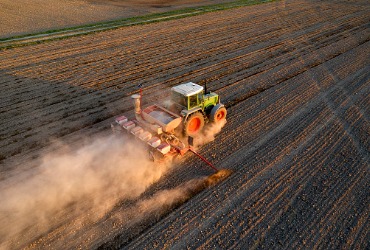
[210,104,227,123]
[184,112,205,137]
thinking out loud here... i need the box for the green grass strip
[0,0,278,50]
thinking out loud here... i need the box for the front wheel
[184,112,205,137]
[210,104,227,123]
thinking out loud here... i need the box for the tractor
[169,82,227,136]
[112,82,227,161]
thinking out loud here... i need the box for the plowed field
[0,0,235,38]
[0,0,369,249]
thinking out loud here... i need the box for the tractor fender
[182,107,204,121]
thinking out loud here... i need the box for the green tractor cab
[171,82,227,136]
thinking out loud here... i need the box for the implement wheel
[210,104,227,123]
[184,112,205,137]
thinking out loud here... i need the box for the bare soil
[0,0,369,249]
[0,0,235,38]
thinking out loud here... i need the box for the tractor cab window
[198,93,203,102]
[172,91,186,107]
[188,95,198,109]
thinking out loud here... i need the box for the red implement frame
[188,147,218,172]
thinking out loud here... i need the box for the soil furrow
[0,0,369,249]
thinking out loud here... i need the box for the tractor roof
[171,82,204,97]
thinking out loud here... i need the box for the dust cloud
[194,119,227,147]
[110,178,206,228]
[0,135,171,249]
[98,175,228,248]
[0,118,227,249]
[115,169,232,233]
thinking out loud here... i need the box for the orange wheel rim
[216,110,225,121]
[188,117,201,132]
